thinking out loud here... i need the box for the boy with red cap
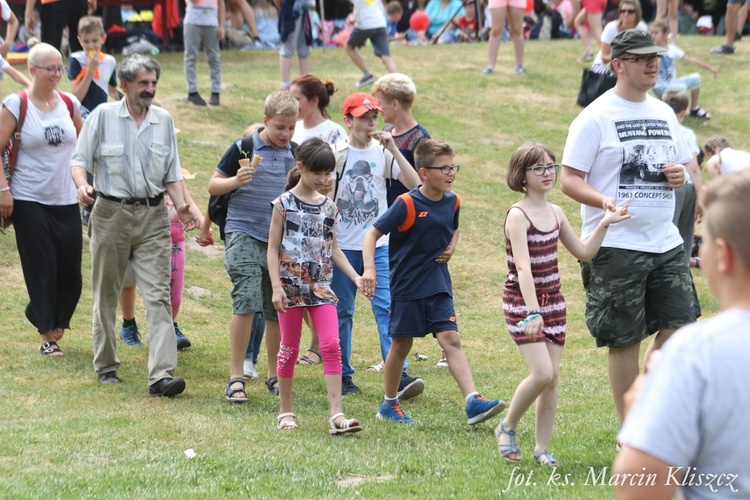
[329,92,420,397]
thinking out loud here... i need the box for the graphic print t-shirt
[272,192,338,308]
[562,92,691,253]
[334,142,400,250]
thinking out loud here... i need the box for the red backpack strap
[396,193,416,232]
[454,194,461,211]
[56,91,75,119]
[8,90,28,174]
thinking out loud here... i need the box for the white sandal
[277,412,298,430]
[329,412,362,435]
[367,362,384,373]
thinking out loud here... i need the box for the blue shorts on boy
[374,188,460,336]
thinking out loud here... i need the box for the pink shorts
[489,0,526,10]
[582,0,606,14]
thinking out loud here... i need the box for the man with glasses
[71,55,200,396]
[560,30,699,430]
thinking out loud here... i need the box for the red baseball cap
[343,92,382,117]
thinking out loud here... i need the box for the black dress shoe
[98,371,121,384]
[149,377,186,397]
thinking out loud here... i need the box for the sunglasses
[619,8,636,13]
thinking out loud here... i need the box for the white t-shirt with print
[4,92,81,206]
[562,91,691,253]
[334,141,400,250]
[291,119,347,145]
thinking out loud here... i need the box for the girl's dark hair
[286,138,336,190]
[291,74,337,119]
[506,142,556,193]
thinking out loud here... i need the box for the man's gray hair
[118,54,161,83]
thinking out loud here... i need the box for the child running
[497,142,630,466]
[362,139,505,425]
[267,137,370,434]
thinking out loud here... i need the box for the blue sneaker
[377,400,415,424]
[466,394,506,425]
[174,323,191,350]
[397,372,425,400]
[120,323,143,346]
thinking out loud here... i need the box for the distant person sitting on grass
[346,0,397,88]
[437,0,478,43]
[613,169,750,499]
[498,142,629,466]
[362,139,506,425]
[649,19,717,120]
[704,135,750,178]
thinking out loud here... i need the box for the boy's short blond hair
[264,90,299,119]
[386,1,403,15]
[414,139,454,170]
[661,88,689,115]
[372,73,416,108]
[78,15,105,36]
[703,169,750,271]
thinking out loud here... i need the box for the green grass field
[0,35,744,498]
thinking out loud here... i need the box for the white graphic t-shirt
[334,142,400,250]
[562,91,691,253]
[272,192,338,308]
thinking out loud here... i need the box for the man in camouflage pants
[559,30,700,427]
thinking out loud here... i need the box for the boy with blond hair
[372,73,431,206]
[208,90,298,402]
[362,139,505,424]
[614,169,750,499]
[68,16,119,120]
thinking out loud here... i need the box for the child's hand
[435,245,455,264]
[369,131,395,151]
[524,315,543,342]
[317,174,334,195]
[271,287,287,313]
[236,165,255,187]
[361,269,377,298]
[601,196,616,212]
[601,204,631,226]
[354,276,374,301]
[195,227,214,246]
[88,50,100,71]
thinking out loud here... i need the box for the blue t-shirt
[374,188,459,300]
[216,129,296,242]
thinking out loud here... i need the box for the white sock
[465,392,478,404]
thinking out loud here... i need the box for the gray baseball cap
[611,29,667,60]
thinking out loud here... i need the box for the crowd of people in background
[1,0,749,495]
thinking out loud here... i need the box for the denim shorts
[580,246,700,348]
[390,292,457,338]
[223,231,277,319]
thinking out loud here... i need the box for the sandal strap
[277,412,295,421]
[534,450,560,466]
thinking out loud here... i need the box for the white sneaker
[243,359,258,379]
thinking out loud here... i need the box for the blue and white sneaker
[377,400,415,424]
[120,323,143,346]
[466,394,506,425]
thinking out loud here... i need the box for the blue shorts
[389,293,457,338]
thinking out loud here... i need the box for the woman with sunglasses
[590,0,646,75]
[0,38,83,356]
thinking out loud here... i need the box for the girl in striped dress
[496,142,629,466]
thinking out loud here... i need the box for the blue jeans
[244,313,265,364]
[332,246,405,378]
